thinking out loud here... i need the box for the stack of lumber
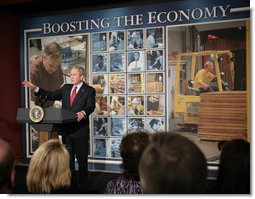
[198,91,247,141]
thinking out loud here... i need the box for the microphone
[35,94,48,107]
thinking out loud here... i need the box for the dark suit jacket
[36,82,96,138]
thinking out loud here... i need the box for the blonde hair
[26,139,71,193]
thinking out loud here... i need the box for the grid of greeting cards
[90,27,166,160]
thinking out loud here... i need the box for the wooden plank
[198,91,247,141]
[200,102,246,108]
[200,91,246,97]
[39,131,49,145]
[198,122,246,128]
[200,98,246,103]
[198,115,247,121]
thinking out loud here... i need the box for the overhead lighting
[208,34,218,39]
[218,56,223,62]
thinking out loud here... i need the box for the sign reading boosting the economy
[20,0,250,172]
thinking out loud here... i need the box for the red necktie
[70,86,77,107]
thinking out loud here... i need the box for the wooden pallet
[198,91,247,141]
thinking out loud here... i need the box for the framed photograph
[29,35,89,108]
[127,29,144,49]
[146,72,164,93]
[127,51,145,72]
[93,138,108,158]
[110,52,126,72]
[88,133,92,157]
[109,31,125,51]
[30,127,39,153]
[146,117,165,133]
[109,74,126,94]
[110,138,122,159]
[146,95,164,116]
[146,50,164,71]
[92,74,108,94]
[93,96,108,115]
[128,117,145,133]
[111,118,127,136]
[109,96,126,116]
[93,117,108,137]
[127,73,145,93]
[145,27,164,48]
[91,32,107,52]
[92,54,107,72]
[128,96,145,116]
[28,34,89,155]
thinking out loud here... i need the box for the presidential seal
[29,106,44,123]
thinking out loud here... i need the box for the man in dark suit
[22,65,95,187]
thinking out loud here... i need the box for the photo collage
[91,27,166,160]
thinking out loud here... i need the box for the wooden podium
[16,108,77,145]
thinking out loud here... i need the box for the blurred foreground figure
[139,132,207,194]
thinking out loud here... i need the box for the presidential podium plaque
[17,108,77,145]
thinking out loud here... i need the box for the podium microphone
[35,95,48,107]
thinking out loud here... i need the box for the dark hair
[149,119,159,128]
[0,139,15,191]
[97,55,104,60]
[120,132,149,180]
[214,139,250,194]
[139,132,207,194]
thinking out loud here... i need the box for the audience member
[213,139,250,194]
[26,139,71,194]
[105,132,150,194]
[139,132,207,194]
[0,138,15,194]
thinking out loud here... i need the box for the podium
[17,108,77,145]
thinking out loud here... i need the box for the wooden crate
[198,91,247,141]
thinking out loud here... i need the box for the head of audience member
[215,139,250,194]
[139,132,207,194]
[120,132,150,180]
[26,139,71,193]
[0,138,15,194]
[42,42,62,74]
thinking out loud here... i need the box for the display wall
[20,0,250,172]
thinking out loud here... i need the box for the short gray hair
[204,61,213,68]
[71,65,85,77]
